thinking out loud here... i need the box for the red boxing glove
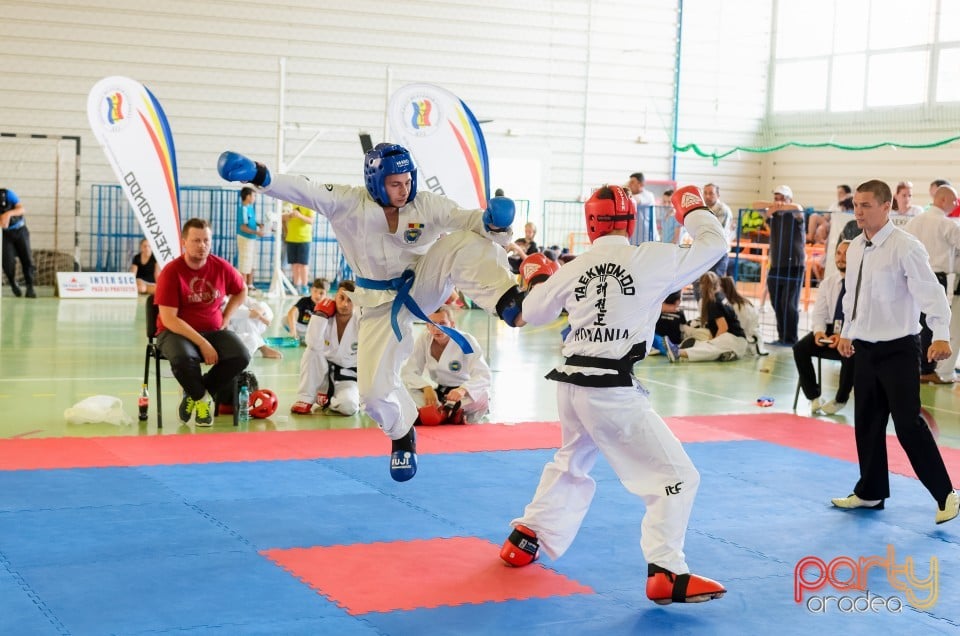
[671,185,710,225]
[313,297,336,318]
[520,253,560,291]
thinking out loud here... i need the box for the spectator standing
[1,187,37,298]
[283,203,315,294]
[892,181,923,217]
[627,172,659,242]
[236,186,264,291]
[904,185,960,383]
[826,185,852,212]
[659,189,681,244]
[754,185,805,345]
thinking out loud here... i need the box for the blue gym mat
[0,439,957,635]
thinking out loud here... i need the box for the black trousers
[792,333,854,402]
[851,335,953,502]
[2,225,35,288]
[918,272,948,375]
[157,329,251,400]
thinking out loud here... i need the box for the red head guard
[418,404,445,426]
[584,186,636,242]
[249,389,279,419]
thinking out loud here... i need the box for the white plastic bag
[64,395,134,426]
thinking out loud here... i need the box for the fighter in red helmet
[499,185,728,605]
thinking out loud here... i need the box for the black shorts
[285,241,310,265]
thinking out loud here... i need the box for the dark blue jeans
[767,266,803,343]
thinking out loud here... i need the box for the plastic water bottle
[138,384,149,421]
[238,384,251,425]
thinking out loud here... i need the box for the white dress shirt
[903,205,960,273]
[811,271,844,335]
[841,221,951,343]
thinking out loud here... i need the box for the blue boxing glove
[483,196,515,233]
[217,151,271,187]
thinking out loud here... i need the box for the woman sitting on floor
[665,271,747,363]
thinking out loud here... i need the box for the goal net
[0,133,81,289]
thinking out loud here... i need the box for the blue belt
[356,270,474,354]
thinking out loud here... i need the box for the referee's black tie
[851,240,872,321]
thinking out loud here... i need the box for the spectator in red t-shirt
[154,218,251,426]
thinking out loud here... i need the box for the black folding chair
[143,294,239,427]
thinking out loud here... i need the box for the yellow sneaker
[194,397,213,427]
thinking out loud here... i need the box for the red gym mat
[262,537,593,615]
[2,415,958,479]
[0,423,565,471]
[682,412,960,482]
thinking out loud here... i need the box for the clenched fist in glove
[670,185,710,225]
[217,151,271,188]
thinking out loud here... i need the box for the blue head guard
[364,143,417,206]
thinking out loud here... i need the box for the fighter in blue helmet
[218,143,524,482]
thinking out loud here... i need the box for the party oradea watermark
[794,544,938,613]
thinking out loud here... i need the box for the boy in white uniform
[499,185,727,605]
[291,281,360,416]
[218,144,524,481]
[402,306,491,423]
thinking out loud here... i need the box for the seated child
[285,277,328,344]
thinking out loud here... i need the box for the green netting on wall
[674,135,960,165]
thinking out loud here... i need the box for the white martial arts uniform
[227,297,274,357]
[513,208,726,574]
[296,312,360,416]
[259,176,516,439]
[401,328,492,420]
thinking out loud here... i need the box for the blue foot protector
[390,426,417,482]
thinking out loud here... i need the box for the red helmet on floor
[418,404,445,426]
[584,185,636,242]
[249,389,279,419]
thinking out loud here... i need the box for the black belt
[545,342,646,388]
[327,362,357,399]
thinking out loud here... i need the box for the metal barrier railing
[89,185,347,287]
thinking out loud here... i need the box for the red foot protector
[262,537,593,615]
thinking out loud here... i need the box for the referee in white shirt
[834,179,958,524]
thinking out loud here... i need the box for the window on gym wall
[772,0,956,113]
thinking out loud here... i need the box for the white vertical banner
[87,76,182,268]
[387,83,490,210]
